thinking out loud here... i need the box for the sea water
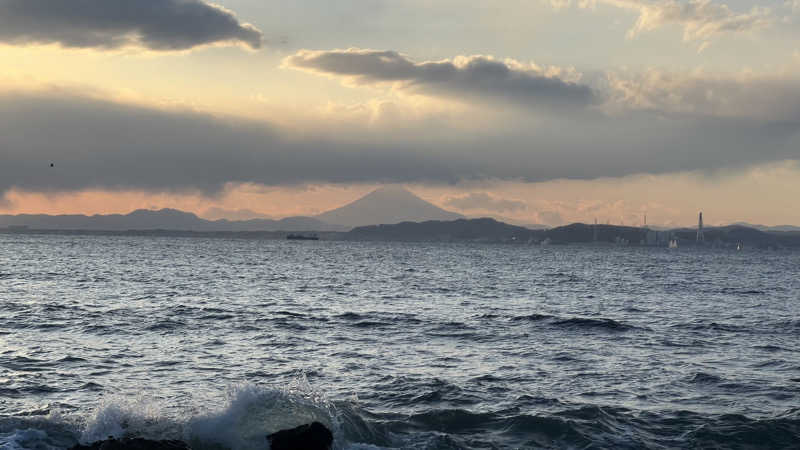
[1,234,798,449]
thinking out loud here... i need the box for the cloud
[558,0,771,47]
[0,0,262,51]
[445,193,527,212]
[286,48,800,122]
[533,210,565,226]
[201,207,273,221]
[0,85,798,195]
[605,69,800,120]
[0,89,463,194]
[284,48,596,110]
[619,0,770,42]
[0,193,12,209]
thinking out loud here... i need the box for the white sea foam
[0,428,56,450]
[3,374,378,450]
[0,409,79,450]
[79,395,180,444]
[51,373,345,449]
[186,375,339,450]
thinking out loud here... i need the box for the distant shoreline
[3,220,800,249]
[0,228,347,240]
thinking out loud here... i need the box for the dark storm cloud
[445,193,527,212]
[0,91,459,194]
[285,49,596,110]
[0,90,798,194]
[0,0,262,50]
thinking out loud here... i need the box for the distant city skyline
[1,1,799,226]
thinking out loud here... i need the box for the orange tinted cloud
[0,183,379,219]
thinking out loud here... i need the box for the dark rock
[69,437,191,450]
[267,421,333,450]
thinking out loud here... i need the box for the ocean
[1,234,798,449]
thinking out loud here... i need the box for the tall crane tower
[696,212,705,243]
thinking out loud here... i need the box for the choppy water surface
[1,234,799,449]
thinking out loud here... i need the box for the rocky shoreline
[68,422,333,450]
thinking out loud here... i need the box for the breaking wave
[3,379,799,450]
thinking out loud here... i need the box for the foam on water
[1,376,368,450]
[2,384,800,449]
[0,411,76,450]
[186,377,340,450]
[0,429,52,450]
[79,395,180,444]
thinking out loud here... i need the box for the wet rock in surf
[267,421,333,450]
[69,437,191,450]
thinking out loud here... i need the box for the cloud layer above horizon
[0,81,798,194]
[0,0,262,50]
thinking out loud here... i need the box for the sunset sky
[2,0,799,227]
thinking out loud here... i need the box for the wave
[185,382,337,450]
[0,376,350,450]
[715,288,767,295]
[0,428,65,450]
[678,321,749,333]
[334,312,422,326]
[551,317,635,331]
[772,319,800,330]
[3,381,800,450]
[378,405,800,449]
[510,313,554,322]
[145,320,186,332]
[682,411,800,449]
[348,321,391,329]
[687,372,724,384]
[508,313,636,332]
[335,312,365,321]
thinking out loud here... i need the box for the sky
[1,0,799,227]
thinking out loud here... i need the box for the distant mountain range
[315,186,463,227]
[0,186,464,232]
[4,210,800,248]
[0,209,347,232]
[2,186,798,245]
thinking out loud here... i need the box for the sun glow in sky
[1,0,799,226]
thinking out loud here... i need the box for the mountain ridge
[315,186,463,227]
[346,217,530,241]
[0,208,348,232]
[346,220,800,247]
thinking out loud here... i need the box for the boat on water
[668,239,678,249]
[287,234,319,240]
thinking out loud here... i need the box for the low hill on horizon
[0,208,348,232]
[346,217,533,242]
[345,219,800,247]
[728,222,800,232]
